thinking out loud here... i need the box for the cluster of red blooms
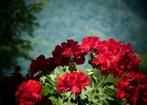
[29,36,140,79]
[15,80,42,105]
[29,55,49,78]
[16,36,147,105]
[52,39,85,65]
[80,36,100,53]
[56,72,90,94]
[80,36,147,105]
[116,71,147,105]
[80,36,140,78]
[29,39,86,78]
[92,39,140,78]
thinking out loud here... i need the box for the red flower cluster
[29,55,61,79]
[80,36,100,53]
[90,38,140,78]
[29,40,86,79]
[29,36,140,79]
[56,72,90,94]
[15,80,42,105]
[29,55,50,78]
[16,36,147,105]
[52,39,85,66]
[116,71,147,105]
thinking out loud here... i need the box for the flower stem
[69,56,76,72]
[96,76,107,89]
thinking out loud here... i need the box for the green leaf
[104,88,115,96]
[80,90,87,100]
[64,92,72,97]
[42,84,51,96]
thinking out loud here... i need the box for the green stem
[96,76,107,89]
[76,95,85,105]
[68,56,76,72]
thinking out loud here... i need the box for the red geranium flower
[52,39,85,66]
[15,80,43,105]
[116,71,147,105]
[29,55,50,78]
[56,72,90,94]
[80,36,100,53]
[92,39,140,78]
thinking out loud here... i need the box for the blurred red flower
[15,80,42,105]
[56,72,90,94]
[116,71,147,105]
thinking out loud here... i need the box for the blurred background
[0,0,147,78]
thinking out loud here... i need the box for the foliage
[40,66,118,105]
[0,0,43,72]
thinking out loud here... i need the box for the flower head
[29,55,50,78]
[56,72,90,94]
[92,39,140,78]
[52,39,85,66]
[80,36,100,53]
[15,80,42,105]
[116,71,147,105]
